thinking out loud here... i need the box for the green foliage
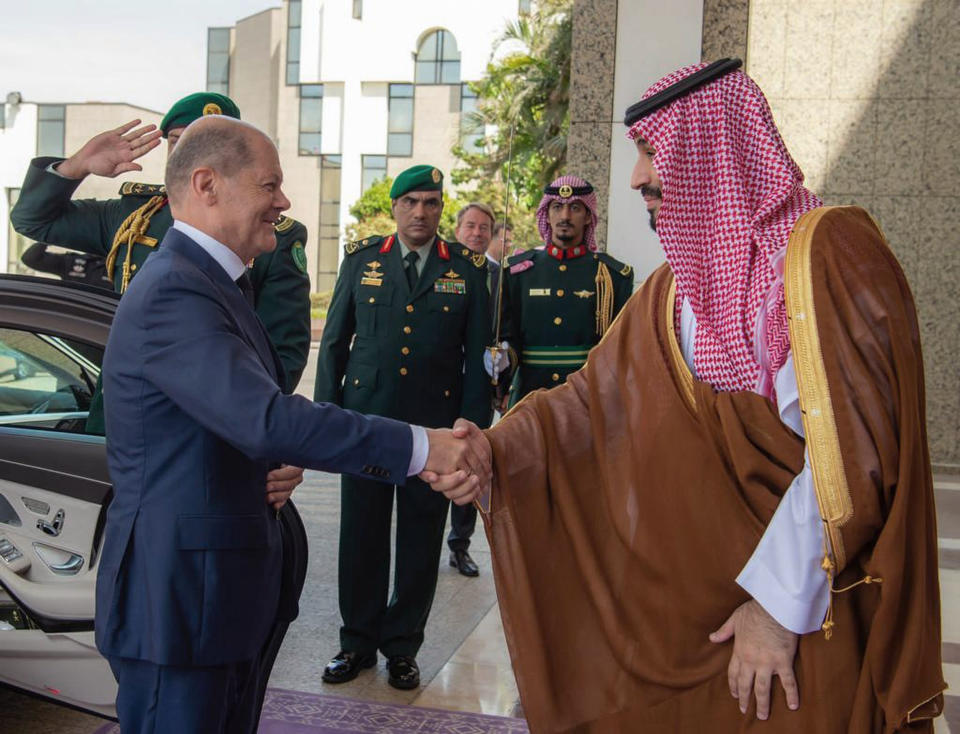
[451,0,572,211]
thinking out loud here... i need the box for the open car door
[0,275,118,716]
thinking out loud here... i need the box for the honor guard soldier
[314,165,491,690]
[10,92,312,432]
[488,175,634,406]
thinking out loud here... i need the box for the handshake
[420,419,492,505]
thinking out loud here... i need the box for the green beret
[390,165,444,199]
[160,93,241,137]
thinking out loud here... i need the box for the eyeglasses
[396,195,443,213]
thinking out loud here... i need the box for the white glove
[483,342,511,376]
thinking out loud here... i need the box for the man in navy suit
[96,116,488,734]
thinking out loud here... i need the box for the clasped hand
[420,419,492,505]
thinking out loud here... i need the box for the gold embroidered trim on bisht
[665,277,696,411]
[784,207,853,572]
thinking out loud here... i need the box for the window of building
[36,105,65,157]
[519,0,532,13]
[319,156,342,278]
[415,30,460,85]
[298,84,323,156]
[206,28,231,95]
[286,0,302,85]
[460,84,483,151]
[352,0,362,19]
[361,155,387,192]
[387,84,414,156]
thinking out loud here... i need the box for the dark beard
[641,185,661,233]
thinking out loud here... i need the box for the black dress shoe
[386,655,420,689]
[322,650,376,684]
[449,549,479,577]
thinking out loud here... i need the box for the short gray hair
[456,202,496,229]
[164,117,259,202]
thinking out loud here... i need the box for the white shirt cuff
[407,425,429,476]
[47,161,69,178]
[736,457,830,634]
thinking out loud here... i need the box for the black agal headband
[543,183,594,198]
[624,58,743,127]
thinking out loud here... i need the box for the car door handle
[46,553,84,575]
[32,542,85,576]
[37,509,65,537]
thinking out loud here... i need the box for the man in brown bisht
[425,59,945,732]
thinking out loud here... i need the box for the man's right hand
[56,119,163,180]
[421,419,492,504]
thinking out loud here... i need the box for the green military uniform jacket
[501,244,634,405]
[314,233,491,431]
[10,157,312,397]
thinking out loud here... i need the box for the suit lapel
[410,244,444,301]
[163,231,281,385]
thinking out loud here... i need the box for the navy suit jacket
[96,228,411,667]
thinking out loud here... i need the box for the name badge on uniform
[529,288,551,296]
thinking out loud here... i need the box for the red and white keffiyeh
[628,64,821,399]
[536,175,599,251]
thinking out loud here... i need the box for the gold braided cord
[595,261,614,336]
[105,195,167,292]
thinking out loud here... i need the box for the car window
[0,327,102,434]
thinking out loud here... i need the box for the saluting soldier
[488,175,634,406]
[314,165,491,690]
[10,92,312,432]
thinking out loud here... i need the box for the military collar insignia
[547,244,589,261]
[437,239,450,260]
[379,234,397,254]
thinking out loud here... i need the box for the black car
[0,274,307,718]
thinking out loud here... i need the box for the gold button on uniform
[443,305,450,312]
[551,373,560,382]
[403,326,412,334]
[556,289,564,297]
[368,297,375,303]
[444,389,451,397]
[131,264,138,271]
[353,378,360,386]
[401,346,410,355]
[406,304,414,313]
[400,367,408,376]
[554,317,562,325]
[559,264,567,272]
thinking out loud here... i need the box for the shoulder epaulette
[597,251,633,278]
[119,182,166,197]
[507,249,537,267]
[453,244,488,270]
[274,214,299,233]
[344,235,383,256]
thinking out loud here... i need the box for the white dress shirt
[173,220,430,477]
[680,297,829,634]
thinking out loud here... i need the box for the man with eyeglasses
[314,164,491,690]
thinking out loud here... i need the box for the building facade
[0,98,164,276]
[211,0,522,292]
[567,0,959,465]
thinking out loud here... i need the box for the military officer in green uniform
[10,92,312,433]
[488,175,634,405]
[314,165,491,690]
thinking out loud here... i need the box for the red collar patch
[437,239,450,260]
[547,244,589,260]
[379,235,396,254]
